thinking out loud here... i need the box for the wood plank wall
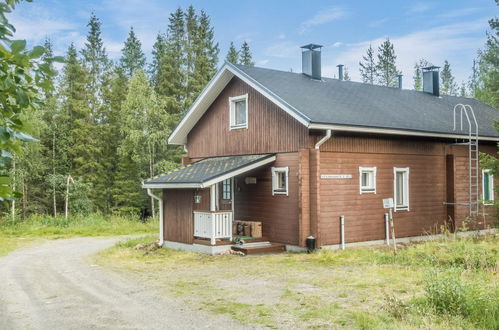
[234,152,300,245]
[313,135,498,246]
[163,189,194,244]
[187,77,308,158]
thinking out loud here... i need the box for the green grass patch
[0,214,157,256]
[95,234,499,329]
[0,213,157,238]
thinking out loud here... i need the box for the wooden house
[143,44,499,254]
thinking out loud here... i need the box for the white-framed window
[229,94,248,130]
[393,167,409,211]
[222,179,231,200]
[359,167,376,194]
[272,167,288,196]
[482,169,494,205]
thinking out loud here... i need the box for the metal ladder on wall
[452,104,479,216]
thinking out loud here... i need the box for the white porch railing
[193,211,233,245]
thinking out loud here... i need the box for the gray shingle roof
[233,64,499,138]
[143,154,274,187]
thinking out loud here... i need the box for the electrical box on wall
[194,195,202,204]
[245,177,257,184]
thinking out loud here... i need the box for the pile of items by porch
[233,220,262,237]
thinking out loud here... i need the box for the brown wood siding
[298,149,311,247]
[187,77,308,158]
[450,144,497,229]
[234,152,299,245]
[163,189,194,244]
[193,188,210,212]
[315,137,498,246]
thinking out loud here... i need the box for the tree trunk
[11,158,15,222]
[52,131,57,217]
[149,143,155,218]
[22,181,27,220]
[65,175,74,219]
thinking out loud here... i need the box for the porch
[143,153,292,253]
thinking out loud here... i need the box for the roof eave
[308,123,499,142]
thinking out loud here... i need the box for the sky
[8,0,498,88]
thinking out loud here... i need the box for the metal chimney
[300,44,323,80]
[422,66,440,96]
[397,74,403,89]
[337,64,344,81]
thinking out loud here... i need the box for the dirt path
[0,237,245,330]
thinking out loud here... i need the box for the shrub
[423,269,499,329]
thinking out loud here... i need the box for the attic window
[229,94,248,130]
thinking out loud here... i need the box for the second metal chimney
[301,44,323,80]
[337,64,344,81]
[422,66,440,96]
[397,74,403,89]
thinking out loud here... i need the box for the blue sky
[9,0,497,87]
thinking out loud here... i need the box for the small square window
[482,169,494,205]
[229,95,248,129]
[272,167,288,195]
[359,167,376,194]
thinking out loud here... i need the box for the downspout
[147,188,164,246]
[315,129,332,149]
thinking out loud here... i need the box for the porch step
[231,242,286,255]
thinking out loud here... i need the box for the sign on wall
[320,174,352,179]
[383,198,394,209]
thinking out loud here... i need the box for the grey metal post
[340,215,345,250]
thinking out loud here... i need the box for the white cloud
[437,7,482,19]
[277,33,286,40]
[299,7,347,34]
[264,41,299,58]
[325,19,487,87]
[332,42,343,48]
[256,59,269,66]
[368,18,389,28]
[234,32,254,42]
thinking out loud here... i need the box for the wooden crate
[233,220,262,238]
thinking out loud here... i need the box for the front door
[218,178,233,211]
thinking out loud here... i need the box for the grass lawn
[0,214,157,257]
[94,234,498,329]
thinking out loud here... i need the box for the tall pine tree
[376,38,400,87]
[120,27,146,78]
[226,42,239,64]
[359,44,376,84]
[440,60,457,96]
[239,41,254,66]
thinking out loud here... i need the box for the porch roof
[142,154,276,189]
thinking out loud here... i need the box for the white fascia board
[142,183,203,189]
[224,63,310,127]
[168,66,235,145]
[169,62,311,145]
[142,155,276,190]
[308,123,499,142]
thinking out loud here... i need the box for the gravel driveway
[0,237,245,330]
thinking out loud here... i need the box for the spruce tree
[459,82,468,97]
[440,60,457,96]
[376,38,400,87]
[189,9,219,105]
[226,42,239,64]
[343,66,351,81]
[468,59,480,98]
[59,44,94,211]
[150,33,167,89]
[359,44,376,84]
[156,8,185,110]
[476,1,499,108]
[239,41,254,66]
[120,27,146,78]
[413,58,432,91]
